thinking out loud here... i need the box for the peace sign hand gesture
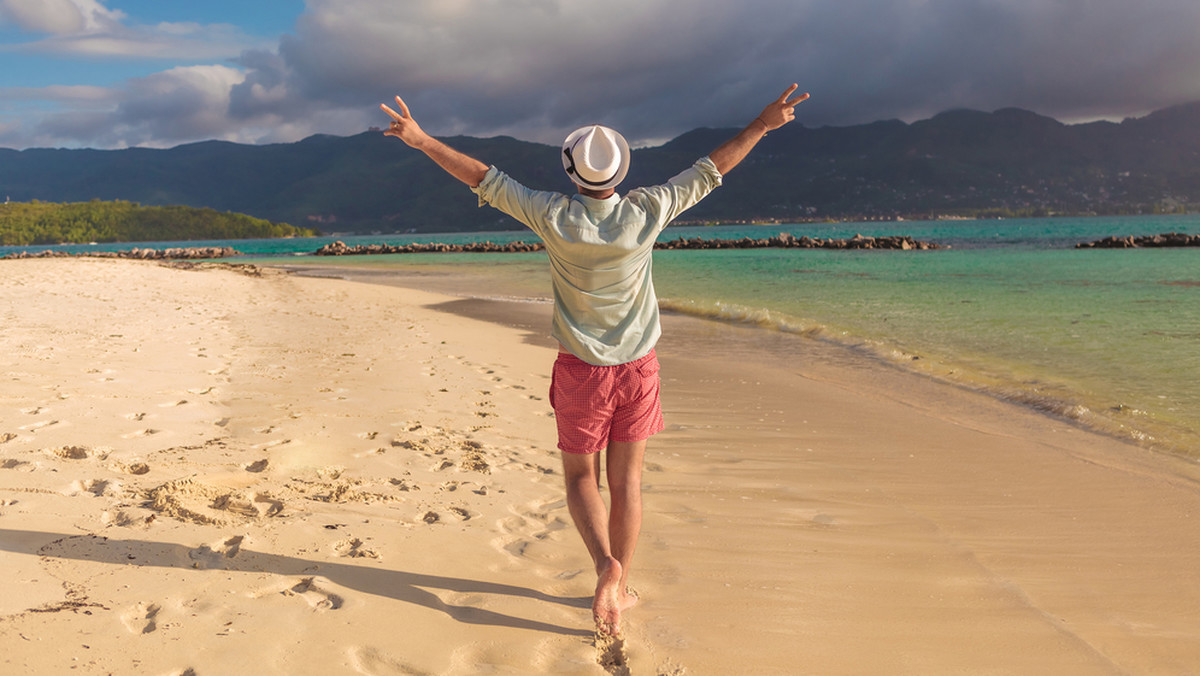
[755,84,810,132]
[379,95,430,149]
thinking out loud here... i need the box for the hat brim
[561,126,630,191]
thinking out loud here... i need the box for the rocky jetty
[2,246,239,260]
[656,232,941,250]
[314,233,941,256]
[1076,232,1200,249]
[314,240,544,255]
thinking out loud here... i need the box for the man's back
[472,158,723,365]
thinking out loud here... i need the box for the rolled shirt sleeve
[626,156,723,233]
[471,166,567,238]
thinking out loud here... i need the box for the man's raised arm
[380,95,489,188]
[709,84,810,176]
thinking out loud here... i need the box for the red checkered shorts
[549,350,664,455]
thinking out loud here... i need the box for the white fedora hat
[561,125,630,191]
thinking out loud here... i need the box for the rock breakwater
[314,232,941,256]
[3,246,239,260]
[1076,232,1200,248]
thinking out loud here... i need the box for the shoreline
[282,260,1200,465]
[2,258,1198,674]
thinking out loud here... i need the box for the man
[381,85,809,635]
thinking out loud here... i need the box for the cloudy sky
[2,0,1200,150]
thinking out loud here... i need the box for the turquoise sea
[5,214,1198,458]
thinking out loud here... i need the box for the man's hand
[709,84,810,175]
[755,84,810,132]
[379,94,489,188]
[380,95,431,149]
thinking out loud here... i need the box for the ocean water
[4,215,1198,457]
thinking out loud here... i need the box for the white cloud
[1,0,270,60]
[0,0,123,35]
[10,65,258,149]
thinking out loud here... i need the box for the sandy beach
[2,257,1199,675]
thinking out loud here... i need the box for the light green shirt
[471,157,723,365]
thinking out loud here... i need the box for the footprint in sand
[21,419,60,433]
[111,461,151,476]
[501,539,531,557]
[281,577,344,611]
[101,508,156,528]
[124,412,146,422]
[147,479,284,525]
[333,538,380,559]
[47,445,104,460]
[390,438,428,454]
[0,432,17,444]
[460,441,491,474]
[120,602,161,634]
[67,478,117,497]
[595,634,632,676]
[245,458,270,473]
[188,535,245,568]
[348,646,430,676]
[121,429,160,439]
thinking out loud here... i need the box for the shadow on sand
[0,528,592,637]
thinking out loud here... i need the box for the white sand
[1,257,1198,675]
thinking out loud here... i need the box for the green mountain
[3,103,1200,233]
[0,200,317,246]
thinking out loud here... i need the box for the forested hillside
[0,200,317,246]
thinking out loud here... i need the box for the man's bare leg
[561,441,645,635]
[606,439,645,613]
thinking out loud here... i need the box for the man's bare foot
[593,556,623,636]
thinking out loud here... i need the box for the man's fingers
[777,83,800,103]
[380,103,402,121]
[788,91,811,106]
[394,95,411,118]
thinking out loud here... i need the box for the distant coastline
[0,200,319,247]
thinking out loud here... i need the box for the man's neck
[577,186,616,199]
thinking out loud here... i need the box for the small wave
[991,389,1092,420]
[462,294,553,305]
[658,298,826,337]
